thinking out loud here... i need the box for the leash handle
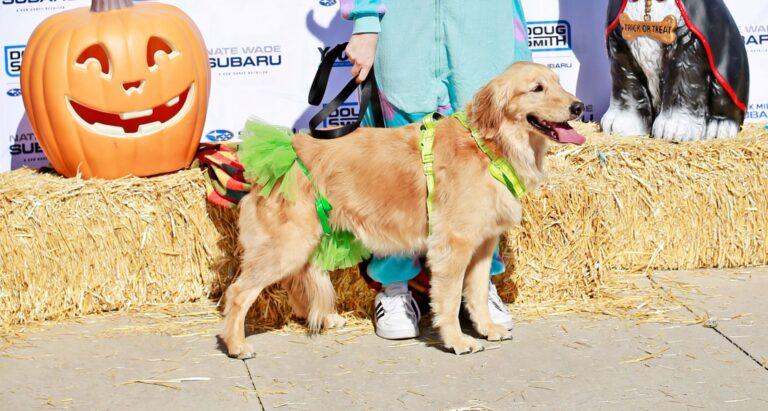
[308,42,385,139]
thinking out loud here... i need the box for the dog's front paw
[323,313,347,330]
[225,338,255,360]
[706,119,739,139]
[445,334,485,355]
[653,110,706,141]
[478,322,513,342]
[601,107,650,136]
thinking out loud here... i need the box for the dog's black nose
[570,101,585,118]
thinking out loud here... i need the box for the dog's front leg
[428,236,484,355]
[601,31,654,136]
[463,238,512,342]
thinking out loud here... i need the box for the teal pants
[368,245,507,286]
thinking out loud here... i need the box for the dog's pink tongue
[554,123,586,145]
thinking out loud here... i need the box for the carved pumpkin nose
[122,80,144,92]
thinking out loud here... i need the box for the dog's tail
[294,265,337,334]
[239,118,300,200]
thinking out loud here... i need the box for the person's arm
[340,0,385,83]
[341,0,384,34]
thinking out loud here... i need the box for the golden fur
[222,62,583,357]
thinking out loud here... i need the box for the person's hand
[346,33,378,83]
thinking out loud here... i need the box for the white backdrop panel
[1,0,765,173]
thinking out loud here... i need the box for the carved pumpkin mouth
[67,84,194,138]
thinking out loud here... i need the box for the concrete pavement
[1,267,767,410]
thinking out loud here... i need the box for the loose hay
[1,123,766,332]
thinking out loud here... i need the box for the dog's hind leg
[283,274,310,321]
[462,238,512,342]
[222,255,316,359]
[222,248,306,359]
[428,236,484,355]
[285,264,346,333]
[221,192,322,359]
[221,278,265,359]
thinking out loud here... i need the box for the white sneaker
[374,282,421,340]
[488,282,513,330]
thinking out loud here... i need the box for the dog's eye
[531,84,544,93]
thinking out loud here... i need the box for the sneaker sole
[375,327,420,340]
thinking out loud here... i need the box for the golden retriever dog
[222,61,586,358]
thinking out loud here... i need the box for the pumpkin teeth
[138,121,163,134]
[119,109,153,120]
[93,122,126,136]
[67,83,194,138]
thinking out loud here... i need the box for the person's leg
[488,239,513,330]
[369,0,440,117]
[362,103,432,289]
[440,1,530,330]
[367,254,422,286]
[490,241,505,276]
[358,0,464,339]
[367,252,423,339]
[442,0,532,109]
[361,108,431,339]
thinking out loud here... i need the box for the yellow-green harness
[418,112,527,234]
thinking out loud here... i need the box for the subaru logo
[319,0,336,6]
[206,129,235,142]
[6,88,21,97]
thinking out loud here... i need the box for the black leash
[308,42,385,139]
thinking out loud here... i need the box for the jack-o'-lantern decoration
[20,0,210,179]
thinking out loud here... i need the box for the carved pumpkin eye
[75,44,111,78]
[147,36,178,71]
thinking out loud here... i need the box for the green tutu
[239,118,370,271]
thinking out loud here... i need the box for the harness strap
[452,112,527,199]
[418,112,443,235]
[417,112,527,235]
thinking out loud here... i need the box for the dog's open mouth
[527,115,586,145]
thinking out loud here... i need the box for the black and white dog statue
[603,0,750,141]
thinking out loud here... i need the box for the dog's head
[465,62,586,188]
[467,61,586,146]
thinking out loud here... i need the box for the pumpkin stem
[91,0,134,12]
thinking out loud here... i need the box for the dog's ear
[466,82,505,134]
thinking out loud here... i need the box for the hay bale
[500,123,768,306]
[0,169,229,329]
[1,123,766,331]
[0,168,366,332]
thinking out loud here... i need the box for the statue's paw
[653,110,706,141]
[705,119,740,139]
[601,107,650,137]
